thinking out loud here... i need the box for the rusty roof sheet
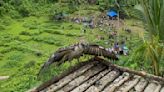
[31,57,164,92]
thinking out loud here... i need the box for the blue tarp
[107,10,118,17]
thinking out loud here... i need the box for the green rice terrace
[0,0,163,92]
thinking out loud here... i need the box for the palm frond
[159,1,164,41]
[137,0,164,41]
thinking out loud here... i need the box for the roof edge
[29,57,164,92]
[28,58,95,92]
[94,57,164,84]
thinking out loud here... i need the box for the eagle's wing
[84,44,119,60]
[56,45,75,53]
[38,43,119,76]
[38,47,74,76]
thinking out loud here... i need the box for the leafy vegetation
[128,0,164,76]
[0,15,111,91]
[0,0,163,92]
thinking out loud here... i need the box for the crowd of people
[106,41,129,56]
[113,41,129,55]
[71,14,129,56]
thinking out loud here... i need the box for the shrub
[65,33,77,37]
[0,25,6,31]
[24,61,36,68]
[3,60,22,68]
[19,31,31,36]
[44,29,64,35]
[35,51,42,57]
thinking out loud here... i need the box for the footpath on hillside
[0,76,9,80]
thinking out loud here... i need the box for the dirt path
[0,76,9,80]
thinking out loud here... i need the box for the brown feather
[38,43,119,76]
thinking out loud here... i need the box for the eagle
[38,43,119,75]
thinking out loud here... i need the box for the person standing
[114,42,119,54]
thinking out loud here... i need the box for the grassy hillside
[0,1,110,91]
[0,1,163,92]
[0,6,146,92]
[0,15,112,91]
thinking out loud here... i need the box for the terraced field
[0,16,109,92]
[0,14,146,92]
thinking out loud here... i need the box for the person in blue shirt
[120,41,129,55]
